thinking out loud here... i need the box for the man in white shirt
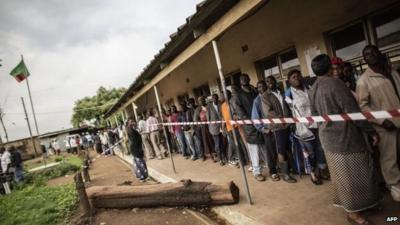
[1,147,12,194]
[138,115,155,159]
[146,111,165,159]
[1,147,11,173]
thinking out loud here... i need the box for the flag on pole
[10,59,30,82]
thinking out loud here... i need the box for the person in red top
[75,135,81,153]
[170,105,189,158]
[194,96,214,161]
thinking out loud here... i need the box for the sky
[0,0,199,141]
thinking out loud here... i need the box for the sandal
[270,173,280,182]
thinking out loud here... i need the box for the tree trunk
[86,179,239,209]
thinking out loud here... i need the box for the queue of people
[121,45,399,225]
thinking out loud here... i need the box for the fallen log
[86,179,239,209]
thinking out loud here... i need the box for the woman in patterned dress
[127,119,148,182]
[308,54,380,225]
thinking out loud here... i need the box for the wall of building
[115,0,398,114]
[2,137,41,159]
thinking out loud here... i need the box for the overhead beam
[130,0,265,104]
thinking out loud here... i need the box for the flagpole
[0,108,9,143]
[21,97,38,157]
[21,55,40,135]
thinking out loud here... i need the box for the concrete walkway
[28,162,60,172]
[115,149,399,225]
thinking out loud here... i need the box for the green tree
[71,86,126,127]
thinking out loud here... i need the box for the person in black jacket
[231,74,266,182]
[127,119,148,182]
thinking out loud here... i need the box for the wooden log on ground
[74,172,93,216]
[86,179,239,209]
[82,160,91,182]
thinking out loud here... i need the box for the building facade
[105,0,400,120]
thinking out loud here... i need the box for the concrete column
[132,102,138,122]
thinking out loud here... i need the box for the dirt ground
[47,150,221,225]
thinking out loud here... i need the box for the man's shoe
[220,161,225,166]
[255,174,266,182]
[247,166,253,172]
[157,156,163,160]
[228,161,238,166]
[391,185,400,202]
[191,156,197,161]
[283,174,297,183]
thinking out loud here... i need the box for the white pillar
[154,85,176,173]
[212,40,253,205]
[132,102,138,122]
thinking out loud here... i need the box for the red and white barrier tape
[162,109,400,126]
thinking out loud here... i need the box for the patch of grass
[24,154,83,171]
[66,155,83,168]
[0,160,82,225]
[0,184,77,225]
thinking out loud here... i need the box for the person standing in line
[181,99,196,159]
[220,90,239,166]
[194,96,215,161]
[232,74,266,182]
[309,54,380,225]
[75,135,82,153]
[99,130,109,155]
[171,105,189,158]
[252,80,280,181]
[285,69,327,185]
[207,93,227,165]
[184,98,202,160]
[230,85,250,165]
[262,76,297,183]
[357,45,400,202]
[343,62,358,91]
[86,132,93,150]
[138,115,155,159]
[331,56,344,80]
[122,121,130,155]
[146,111,165,159]
[93,132,102,154]
[81,134,88,150]
[164,108,177,153]
[127,119,148,182]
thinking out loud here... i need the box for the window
[372,5,400,49]
[177,94,189,104]
[193,84,210,99]
[255,48,300,81]
[219,70,241,88]
[280,49,301,77]
[262,57,280,79]
[331,23,366,61]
